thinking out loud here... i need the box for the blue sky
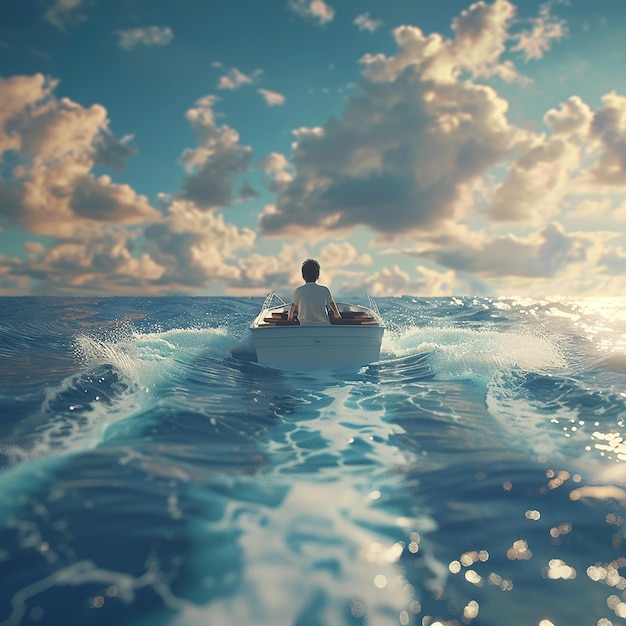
[1,0,626,297]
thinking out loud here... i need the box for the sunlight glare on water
[567,297,626,354]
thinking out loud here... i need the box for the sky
[1,0,626,298]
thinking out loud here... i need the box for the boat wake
[0,326,230,470]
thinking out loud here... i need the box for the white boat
[250,292,385,370]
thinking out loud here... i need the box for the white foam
[383,325,565,383]
[172,383,443,626]
[1,326,230,468]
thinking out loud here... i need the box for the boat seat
[339,311,370,319]
[263,318,299,325]
[261,312,378,326]
[331,317,377,325]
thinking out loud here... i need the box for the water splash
[383,324,565,384]
[1,325,230,468]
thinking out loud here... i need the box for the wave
[382,323,565,384]
[0,325,231,469]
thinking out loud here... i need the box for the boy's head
[302,258,320,282]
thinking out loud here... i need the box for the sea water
[1,296,626,626]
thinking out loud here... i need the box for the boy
[288,259,341,325]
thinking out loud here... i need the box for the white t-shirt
[292,283,334,325]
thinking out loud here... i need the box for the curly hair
[301,258,321,282]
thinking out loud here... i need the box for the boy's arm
[288,302,297,321]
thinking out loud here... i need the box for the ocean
[1,295,626,626]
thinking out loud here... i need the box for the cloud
[411,223,587,278]
[259,152,294,191]
[178,96,253,209]
[43,0,86,30]
[588,92,626,186]
[0,74,58,154]
[260,4,523,238]
[259,152,291,174]
[233,243,304,291]
[511,1,567,62]
[599,247,626,276]
[15,227,165,294]
[488,90,626,224]
[227,241,372,295]
[93,132,137,171]
[354,13,383,33]
[0,77,262,295]
[358,18,524,86]
[338,264,476,297]
[0,74,159,237]
[489,135,582,223]
[70,175,158,223]
[115,26,174,51]
[7,197,258,295]
[288,0,335,25]
[568,197,614,220]
[615,200,626,221]
[258,89,286,106]
[318,241,372,269]
[544,95,593,136]
[448,0,521,82]
[259,0,624,251]
[144,200,256,288]
[217,67,261,90]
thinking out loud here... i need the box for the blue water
[1,296,626,626]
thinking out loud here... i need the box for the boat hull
[251,325,384,369]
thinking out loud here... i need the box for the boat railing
[261,292,287,313]
[255,292,383,327]
[357,293,381,318]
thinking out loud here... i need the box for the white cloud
[354,13,383,33]
[288,0,335,25]
[259,152,290,174]
[318,241,372,269]
[233,244,304,292]
[448,0,519,81]
[5,224,165,295]
[338,264,473,297]
[115,26,174,50]
[0,74,58,154]
[260,51,519,236]
[0,76,264,295]
[588,92,626,186]
[568,197,614,220]
[259,0,626,273]
[490,135,582,223]
[485,231,626,296]
[261,1,562,239]
[218,67,259,90]
[412,223,587,279]
[599,246,626,276]
[259,152,294,189]
[544,95,593,136]
[258,89,286,106]
[0,75,159,237]
[615,200,626,221]
[144,200,256,288]
[70,175,159,223]
[179,96,253,209]
[511,2,567,62]
[491,91,626,223]
[43,0,85,30]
